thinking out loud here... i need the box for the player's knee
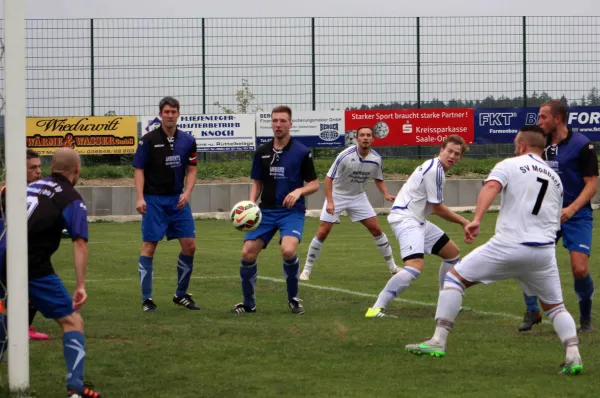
[57,312,83,333]
[281,246,297,260]
[241,242,260,262]
[141,242,158,257]
[181,239,196,255]
[571,263,589,279]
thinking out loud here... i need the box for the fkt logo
[478,112,518,126]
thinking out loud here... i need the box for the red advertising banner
[344,108,474,147]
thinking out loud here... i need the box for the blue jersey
[0,173,89,279]
[544,130,598,212]
[251,137,318,212]
[132,127,197,195]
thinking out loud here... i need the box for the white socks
[546,305,581,360]
[432,273,465,345]
[372,266,421,309]
[303,237,323,273]
[374,233,397,272]
[439,256,460,290]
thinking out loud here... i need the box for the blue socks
[176,253,194,297]
[138,255,153,301]
[524,292,540,313]
[240,260,258,308]
[283,256,300,302]
[63,331,86,391]
[575,274,594,321]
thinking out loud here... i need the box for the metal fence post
[90,18,95,116]
[522,16,527,107]
[416,16,421,110]
[202,17,206,114]
[311,17,316,111]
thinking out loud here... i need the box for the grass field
[1,214,599,397]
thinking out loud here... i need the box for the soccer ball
[373,121,389,139]
[230,201,262,232]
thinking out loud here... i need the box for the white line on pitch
[68,274,549,324]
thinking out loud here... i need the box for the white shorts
[320,192,377,223]
[454,236,563,305]
[388,215,446,261]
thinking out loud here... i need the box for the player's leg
[405,240,511,357]
[278,210,306,314]
[28,304,49,340]
[165,198,200,310]
[352,195,398,274]
[300,221,334,281]
[138,195,167,312]
[562,212,594,331]
[29,275,103,396]
[518,247,583,375]
[424,223,460,291]
[366,219,424,317]
[231,209,277,314]
[301,196,344,280]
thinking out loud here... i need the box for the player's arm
[431,203,469,227]
[249,149,264,203]
[62,198,89,310]
[178,141,198,209]
[283,151,319,208]
[324,176,334,213]
[132,138,149,214]
[564,143,599,221]
[374,179,395,202]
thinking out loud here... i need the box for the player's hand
[136,199,147,215]
[283,189,302,208]
[177,193,191,209]
[560,206,576,224]
[384,193,395,202]
[463,221,480,244]
[72,287,87,311]
[326,201,335,215]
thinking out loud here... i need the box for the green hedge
[20,157,502,181]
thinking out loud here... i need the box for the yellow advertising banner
[26,116,138,155]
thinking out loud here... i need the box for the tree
[214,78,262,114]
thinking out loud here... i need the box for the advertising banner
[26,116,137,155]
[255,111,345,148]
[344,109,474,147]
[475,106,600,143]
[140,114,256,152]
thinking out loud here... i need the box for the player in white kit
[300,126,398,281]
[365,135,471,318]
[405,125,583,376]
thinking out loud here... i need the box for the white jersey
[390,158,445,223]
[326,146,383,197]
[486,153,563,246]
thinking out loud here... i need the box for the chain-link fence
[1,16,599,162]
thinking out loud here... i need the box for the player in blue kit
[0,148,103,397]
[230,105,319,315]
[133,96,200,312]
[519,100,598,332]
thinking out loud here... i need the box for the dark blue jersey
[544,130,599,211]
[1,173,89,279]
[132,127,198,195]
[251,137,318,212]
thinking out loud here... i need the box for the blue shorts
[28,274,74,319]
[558,208,593,256]
[244,208,305,249]
[142,194,195,242]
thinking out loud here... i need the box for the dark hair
[356,126,373,136]
[159,96,180,112]
[541,100,568,124]
[517,124,546,150]
[442,134,469,154]
[271,105,292,120]
[26,149,40,160]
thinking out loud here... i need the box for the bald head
[52,148,81,183]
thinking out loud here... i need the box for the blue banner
[474,106,600,144]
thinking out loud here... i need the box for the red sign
[344,108,474,147]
